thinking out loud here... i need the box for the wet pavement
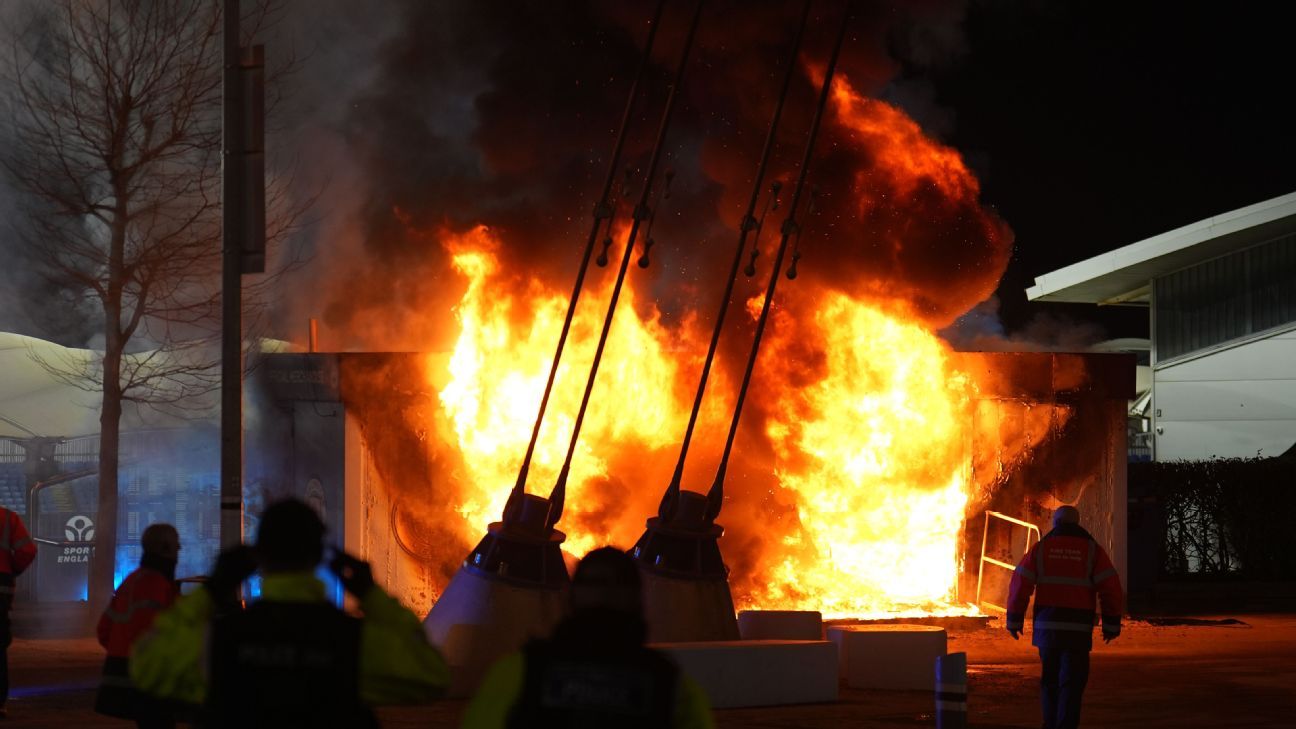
[3,615,1294,727]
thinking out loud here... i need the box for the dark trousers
[1039,645,1089,729]
[96,656,178,729]
[0,606,10,707]
[0,644,8,708]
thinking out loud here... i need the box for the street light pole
[220,0,244,550]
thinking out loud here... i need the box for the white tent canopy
[0,332,295,441]
[0,332,104,439]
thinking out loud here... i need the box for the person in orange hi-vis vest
[0,505,36,718]
[1007,505,1123,729]
[96,524,182,729]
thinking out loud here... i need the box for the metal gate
[975,510,1040,613]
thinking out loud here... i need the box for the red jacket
[1007,522,1123,649]
[98,566,178,658]
[0,508,36,604]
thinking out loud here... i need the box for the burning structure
[254,346,1131,619]
[250,0,1134,695]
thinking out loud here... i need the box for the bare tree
[0,0,300,611]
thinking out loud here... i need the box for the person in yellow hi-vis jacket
[130,499,449,728]
[462,547,714,729]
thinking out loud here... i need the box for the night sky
[297,0,1296,352]
[3,1,1294,350]
[926,0,1296,340]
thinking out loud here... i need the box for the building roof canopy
[1026,191,1296,304]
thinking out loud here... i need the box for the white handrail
[975,510,1041,613]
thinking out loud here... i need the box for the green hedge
[1129,456,1296,579]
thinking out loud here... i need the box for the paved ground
[3,615,1294,727]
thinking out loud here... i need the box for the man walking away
[130,498,449,728]
[1007,505,1123,729]
[463,546,714,729]
[0,505,36,718]
[96,523,183,728]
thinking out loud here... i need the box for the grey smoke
[941,295,1106,352]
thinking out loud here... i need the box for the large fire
[751,295,977,616]
[427,226,995,617]
[434,226,730,560]
[396,67,1042,618]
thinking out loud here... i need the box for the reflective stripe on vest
[1093,567,1117,584]
[1015,565,1037,581]
[104,599,165,625]
[1038,576,1094,587]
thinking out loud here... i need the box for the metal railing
[975,510,1041,614]
[1129,431,1153,463]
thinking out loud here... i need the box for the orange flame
[827,73,980,205]
[425,229,996,617]
[391,68,1047,618]
[433,225,725,560]
[747,294,977,616]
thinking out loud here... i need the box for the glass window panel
[1155,246,1248,361]
[1250,234,1296,332]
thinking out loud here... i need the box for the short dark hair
[141,523,179,559]
[571,547,642,616]
[573,547,641,590]
[1053,505,1081,528]
[255,499,325,572]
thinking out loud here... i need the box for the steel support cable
[503,0,669,524]
[658,0,814,523]
[706,0,855,517]
[546,0,708,529]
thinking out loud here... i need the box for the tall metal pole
[546,0,707,529]
[502,0,668,525]
[707,1,854,514]
[658,0,813,522]
[220,0,244,550]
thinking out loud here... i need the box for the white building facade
[1027,192,1296,461]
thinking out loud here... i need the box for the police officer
[1007,505,1123,729]
[130,498,449,728]
[0,505,36,718]
[96,523,182,728]
[463,546,714,729]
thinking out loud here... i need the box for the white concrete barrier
[423,569,567,696]
[827,624,947,690]
[736,609,823,640]
[655,640,839,708]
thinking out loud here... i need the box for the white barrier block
[736,609,823,640]
[423,568,567,696]
[655,640,838,709]
[827,624,947,690]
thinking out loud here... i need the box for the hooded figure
[129,498,449,728]
[1007,505,1124,729]
[463,546,715,728]
[0,503,36,719]
[96,523,182,728]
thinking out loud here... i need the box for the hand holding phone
[207,545,258,606]
[328,548,375,599]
